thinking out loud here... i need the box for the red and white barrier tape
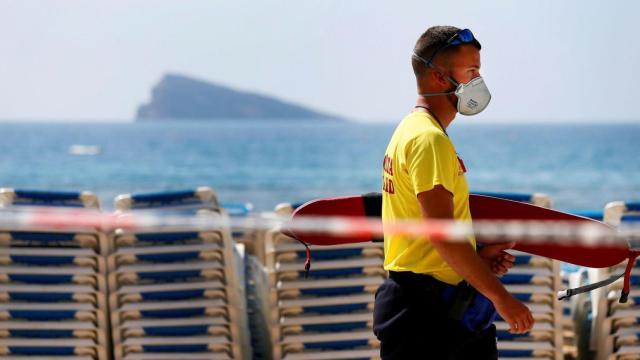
[0,206,637,247]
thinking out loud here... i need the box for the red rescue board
[468,194,625,268]
[289,193,627,268]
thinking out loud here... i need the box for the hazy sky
[0,1,638,123]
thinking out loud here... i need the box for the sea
[0,120,638,212]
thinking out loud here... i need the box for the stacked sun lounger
[475,192,563,360]
[588,200,640,360]
[107,187,251,360]
[0,188,109,360]
[563,209,606,359]
[245,252,272,360]
[218,201,274,359]
[263,202,383,360]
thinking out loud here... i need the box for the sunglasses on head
[413,28,477,67]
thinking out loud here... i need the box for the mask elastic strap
[418,91,456,98]
[445,76,461,88]
[413,52,460,103]
[413,51,461,87]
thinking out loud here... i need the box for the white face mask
[450,76,492,116]
[413,52,492,116]
[419,75,491,116]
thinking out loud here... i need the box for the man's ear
[430,69,449,87]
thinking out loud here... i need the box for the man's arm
[418,185,534,334]
[478,241,516,276]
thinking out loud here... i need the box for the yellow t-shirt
[381,111,474,285]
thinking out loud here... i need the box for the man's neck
[414,97,456,130]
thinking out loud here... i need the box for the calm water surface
[0,120,637,211]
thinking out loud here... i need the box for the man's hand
[478,242,516,276]
[493,293,535,334]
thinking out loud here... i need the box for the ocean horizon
[1,120,638,212]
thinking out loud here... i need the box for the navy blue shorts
[373,272,498,360]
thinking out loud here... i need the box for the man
[373,26,534,359]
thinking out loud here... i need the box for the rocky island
[136,74,343,121]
